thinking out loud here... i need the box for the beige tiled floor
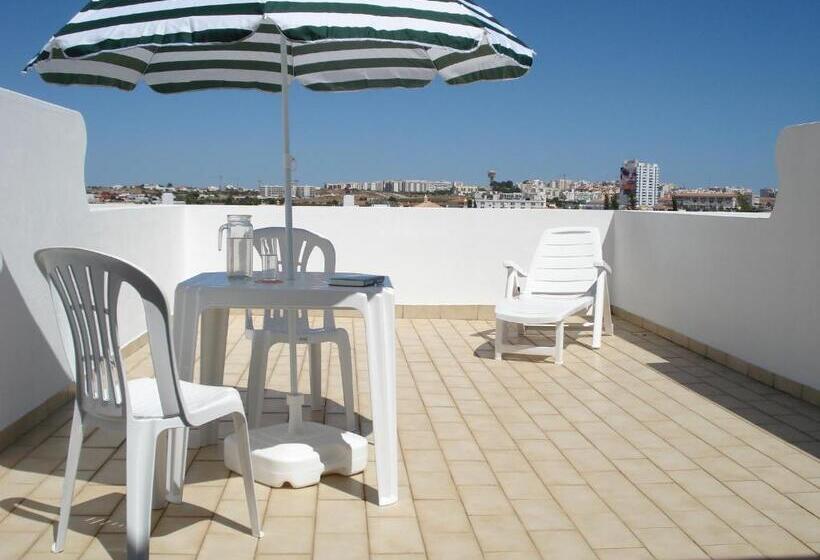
[3,316,820,559]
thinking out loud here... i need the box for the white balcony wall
[0,90,186,430]
[614,123,820,391]
[182,206,615,305]
[1,87,818,433]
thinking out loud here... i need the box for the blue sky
[1,1,819,189]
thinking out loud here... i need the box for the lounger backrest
[523,227,603,297]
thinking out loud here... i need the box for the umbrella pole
[280,32,295,282]
[280,31,303,429]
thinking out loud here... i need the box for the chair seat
[496,296,593,324]
[129,378,242,421]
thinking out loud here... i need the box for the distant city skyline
[3,2,818,188]
[89,176,776,197]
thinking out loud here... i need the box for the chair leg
[52,403,83,553]
[495,318,505,360]
[165,428,187,504]
[592,273,609,348]
[231,413,262,538]
[309,342,323,412]
[603,284,614,336]
[247,333,270,430]
[126,423,159,560]
[592,294,604,349]
[335,332,356,431]
[554,321,565,366]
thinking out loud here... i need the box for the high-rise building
[259,184,313,198]
[620,160,660,208]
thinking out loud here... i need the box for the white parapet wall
[0,87,818,433]
[181,205,616,306]
[613,123,820,392]
[0,89,187,431]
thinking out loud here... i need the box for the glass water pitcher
[218,215,254,278]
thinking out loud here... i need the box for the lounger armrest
[594,260,612,275]
[503,261,526,298]
[503,261,527,277]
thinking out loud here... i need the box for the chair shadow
[0,493,253,558]
[0,391,376,548]
[471,323,593,362]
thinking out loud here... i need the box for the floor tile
[0,319,819,560]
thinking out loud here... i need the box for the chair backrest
[523,227,603,298]
[254,227,336,276]
[34,248,185,423]
[252,228,336,328]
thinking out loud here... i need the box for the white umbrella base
[223,422,368,488]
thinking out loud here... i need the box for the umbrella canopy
[26,1,534,93]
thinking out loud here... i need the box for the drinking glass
[260,251,280,282]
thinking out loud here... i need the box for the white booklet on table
[328,274,385,287]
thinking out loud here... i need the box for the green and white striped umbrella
[26,0,533,283]
[26,0,533,93]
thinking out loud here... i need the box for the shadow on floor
[471,322,593,362]
[480,317,820,461]
[0,390,376,546]
[0,493,255,558]
[603,321,820,459]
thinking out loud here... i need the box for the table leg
[365,292,398,506]
[167,307,228,503]
[166,291,201,503]
[309,343,323,411]
[198,308,231,446]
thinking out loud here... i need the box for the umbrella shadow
[236,388,373,438]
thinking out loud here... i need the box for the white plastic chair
[245,228,355,431]
[495,227,613,365]
[35,248,261,560]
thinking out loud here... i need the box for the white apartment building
[519,179,547,193]
[548,177,573,191]
[620,160,661,208]
[400,180,453,193]
[671,191,740,212]
[636,162,660,207]
[324,181,383,191]
[259,184,313,198]
[328,179,454,194]
[475,192,547,210]
[454,184,482,196]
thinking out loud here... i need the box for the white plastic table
[167,271,397,506]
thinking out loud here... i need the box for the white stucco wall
[181,206,615,306]
[1,87,818,432]
[0,89,186,430]
[613,123,819,390]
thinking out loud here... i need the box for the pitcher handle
[218,224,228,251]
